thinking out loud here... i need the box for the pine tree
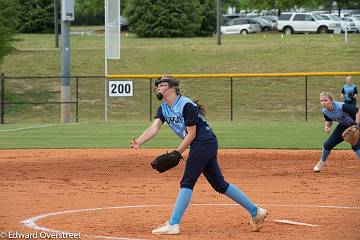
[197,0,216,37]
[125,0,203,37]
[0,0,19,63]
[17,0,54,33]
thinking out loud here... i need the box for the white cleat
[152,221,180,235]
[314,160,327,172]
[249,207,268,232]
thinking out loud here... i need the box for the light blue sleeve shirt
[322,101,355,126]
[156,95,213,140]
[159,96,195,139]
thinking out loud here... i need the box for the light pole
[216,0,222,45]
[54,0,59,48]
[60,0,74,123]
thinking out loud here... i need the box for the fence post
[149,78,152,122]
[104,77,108,123]
[76,76,79,123]
[305,76,308,121]
[230,77,233,121]
[1,73,4,124]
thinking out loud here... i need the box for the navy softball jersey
[155,95,229,193]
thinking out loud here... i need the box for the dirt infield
[0,149,359,240]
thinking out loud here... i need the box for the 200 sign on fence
[109,81,133,97]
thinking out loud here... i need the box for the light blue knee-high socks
[321,146,331,162]
[224,184,258,217]
[169,188,192,225]
[169,184,259,225]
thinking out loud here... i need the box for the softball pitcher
[130,76,267,235]
[314,91,360,172]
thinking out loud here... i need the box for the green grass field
[2,31,360,76]
[1,32,360,123]
[0,31,359,149]
[0,122,350,150]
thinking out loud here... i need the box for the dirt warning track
[0,149,359,240]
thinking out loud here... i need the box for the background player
[341,76,357,106]
[314,91,360,172]
[130,76,268,235]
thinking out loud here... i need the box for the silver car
[221,18,261,35]
[256,17,277,31]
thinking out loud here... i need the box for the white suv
[277,12,340,34]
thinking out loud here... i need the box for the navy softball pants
[324,124,360,151]
[180,138,229,194]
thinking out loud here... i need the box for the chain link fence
[1,73,359,123]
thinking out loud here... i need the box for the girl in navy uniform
[341,76,357,106]
[314,91,360,172]
[130,76,267,235]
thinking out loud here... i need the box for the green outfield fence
[1,72,360,124]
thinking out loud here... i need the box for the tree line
[1,0,360,63]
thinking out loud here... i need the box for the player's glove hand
[151,150,183,173]
[348,92,354,100]
[342,125,360,145]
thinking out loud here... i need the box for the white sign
[62,0,75,21]
[105,0,120,59]
[108,81,133,97]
